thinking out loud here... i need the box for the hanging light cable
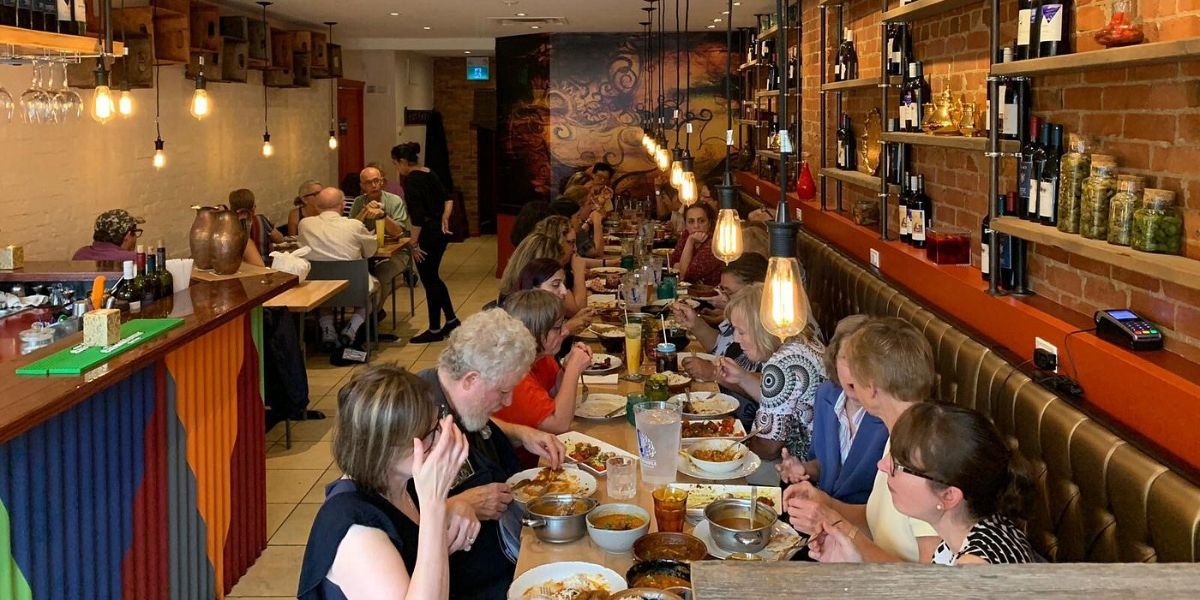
[641,7,656,155]
[713,0,743,262]
[678,0,698,206]
[326,21,339,150]
[117,0,133,117]
[259,2,274,157]
[151,1,164,169]
[90,0,115,124]
[668,0,684,187]
[760,0,804,338]
[654,0,671,172]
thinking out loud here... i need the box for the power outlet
[870,248,881,269]
[795,207,803,222]
[1035,337,1058,373]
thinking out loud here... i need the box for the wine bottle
[995,193,1018,290]
[55,0,72,33]
[1038,0,1071,57]
[142,254,159,305]
[998,49,1024,141]
[910,62,930,133]
[157,240,174,297]
[1029,122,1051,221]
[115,260,144,313]
[842,28,858,81]
[1016,0,1042,60]
[898,23,912,78]
[766,52,779,91]
[844,114,857,171]
[71,0,85,34]
[900,62,918,132]
[886,24,899,76]
[1038,124,1063,226]
[1018,116,1042,221]
[910,175,930,249]
[787,46,798,88]
[36,0,53,31]
[899,175,913,245]
[982,197,994,281]
[1,0,17,27]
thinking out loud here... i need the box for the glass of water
[606,455,637,499]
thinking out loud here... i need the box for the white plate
[667,483,784,518]
[584,353,622,375]
[662,371,692,388]
[691,519,802,562]
[669,392,739,419]
[575,393,627,420]
[677,449,762,481]
[577,323,622,340]
[679,352,719,364]
[680,418,746,444]
[558,431,637,476]
[604,245,623,255]
[508,562,628,600]
[587,294,619,309]
[506,466,598,505]
[589,266,628,276]
[649,298,699,308]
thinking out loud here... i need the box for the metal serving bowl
[521,494,597,544]
[703,498,778,554]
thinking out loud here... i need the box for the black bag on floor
[264,308,311,426]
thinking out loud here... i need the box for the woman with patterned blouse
[716,283,826,484]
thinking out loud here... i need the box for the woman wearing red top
[670,202,723,286]
[494,290,593,434]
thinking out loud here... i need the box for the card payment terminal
[1094,309,1164,351]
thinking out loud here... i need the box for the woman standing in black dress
[392,142,459,343]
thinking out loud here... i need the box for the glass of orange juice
[623,320,643,382]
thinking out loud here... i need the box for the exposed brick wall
[0,67,335,260]
[433,57,496,238]
[797,0,1200,362]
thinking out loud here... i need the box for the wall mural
[497,32,734,213]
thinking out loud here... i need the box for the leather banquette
[795,230,1200,562]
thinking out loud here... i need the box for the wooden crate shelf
[883,0,982,23]
[880,131,1020,153]
[820,168,898,192]
[189,3,221,54]
[991,37,1200,77]
[992,217,1200,292]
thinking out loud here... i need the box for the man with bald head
[297,187,380,350]
[350,165,410,238]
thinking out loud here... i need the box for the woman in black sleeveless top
[298,365,474,599]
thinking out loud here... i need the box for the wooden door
[336,79,365,186]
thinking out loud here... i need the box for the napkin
[582,374,619,385]
[165,259,194,293]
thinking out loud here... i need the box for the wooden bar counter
[0,270,296,599]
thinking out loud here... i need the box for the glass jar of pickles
[1057,134,1091,234]
[1079,155,1118,240]
[1106,174,1145,246]
[851,198,880,227]
[1132,189,1183,255]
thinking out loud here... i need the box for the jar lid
[1116,174,1146,192]
[1066,133,1089,154]
[656,342,677,352]
[1142,188,1177,207]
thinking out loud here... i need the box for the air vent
[486,16,568,27]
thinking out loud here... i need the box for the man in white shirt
[298,187,380,348]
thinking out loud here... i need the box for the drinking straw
[661,315,668,344]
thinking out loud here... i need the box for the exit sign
[467,57,489,81]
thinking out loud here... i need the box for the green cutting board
[16,318,185,377]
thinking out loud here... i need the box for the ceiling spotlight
[464,50,471,54]
[390,12,399,16]
[722,10,729,14]
[516,12,526,16]
[423,25,432,30]
[706,24,715,28]
[530,25,540,29]
[713,18,722,22]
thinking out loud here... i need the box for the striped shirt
[932,514,1034,565]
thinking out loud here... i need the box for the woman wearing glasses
[809,402,1035,565]
[298,364,475,600]
[289,180,324,236]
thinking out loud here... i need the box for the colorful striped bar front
[0,312,266,599]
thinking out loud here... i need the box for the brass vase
[209,207,248,275]
[189,205,222,271]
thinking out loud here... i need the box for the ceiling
[216,0,774,54]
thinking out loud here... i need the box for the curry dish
[590,513,646,531]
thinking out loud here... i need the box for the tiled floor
[228,235,500,599]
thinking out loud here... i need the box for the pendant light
[90,0,115,124]
[677,0,698,206]
[189,55,211,119]
[712,0,743,263]
[326,21,339,150]
[152,34,165,169]
[117,0,133,117]
[259,2,274,158]
[760,0,803,338]
[667,0,684,184]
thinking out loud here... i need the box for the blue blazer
[804,381,889,505]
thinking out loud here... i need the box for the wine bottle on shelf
[899,62,918,132]
[899,174,913,245]
[1016,0,1042,60]
[1018,116,1042,221]
[787,46,798,88]
[766,51,779,91]
[36,0,53,30]
[982,198,994,282]
[157,240,174,298]
[1038,124,1064,226]
[55,0,72,34]
[910,62,930,132]
[886,24,900,76]
[836,114,849,169]
[992,194,1018,289]
[842,28,858,81]
[1,0,17,28]
[910,175,931,249]
[1038,0,1071,57]
[840,114,857,171]
[15,0,32,29]
[999,50,1027,141]
[71,0,85,34]
[1029,121,1052,221]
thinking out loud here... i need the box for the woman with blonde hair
[298,363,473,600]
[717,283,826,483]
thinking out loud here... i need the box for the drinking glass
[20,62,45,124]
[56,62,83,121]
[606,456,637,500]
[0,85,13,124]
[634,400,682,485]
[651,486,689,533]
[622,320,644,382]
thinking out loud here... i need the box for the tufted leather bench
[794,229,1200,562]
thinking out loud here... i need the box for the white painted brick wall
[0,65,336,260]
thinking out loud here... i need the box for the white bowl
[685,440,747,474]
[586,503,652,553]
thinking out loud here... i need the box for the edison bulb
[153,148,166,169]
[328,131,339,150]
[679,171,698,206]
[642,131,652,150]
[713,209,744,263]
[262,140,274,158]
[669,158,684,189]
[189,88,210,120]
[761,256,806,338]
[118,90,134,117]
[91,85,115,124]
[655,147,671,172]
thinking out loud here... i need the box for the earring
[936,504,944,511]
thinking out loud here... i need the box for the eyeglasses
[302,190,320,199]
[887,456,953,488]
[131,228,144,238]
[361,177,385,186]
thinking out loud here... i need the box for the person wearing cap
[73,209,144,262]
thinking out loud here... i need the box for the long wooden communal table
[512,341,757,582]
